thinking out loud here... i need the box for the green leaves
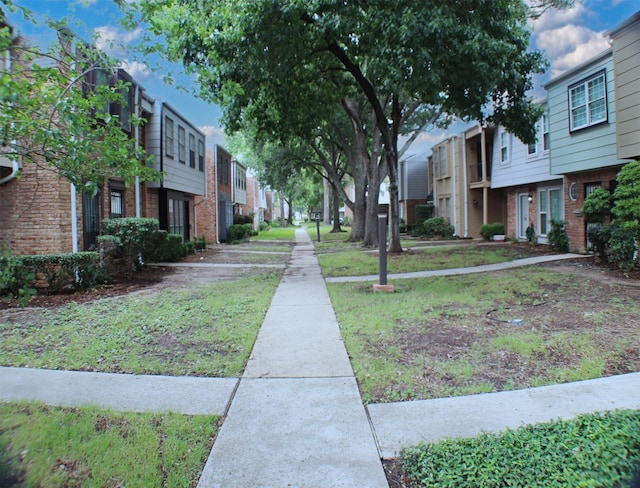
[0,11,160,191]
[401,410,640,487]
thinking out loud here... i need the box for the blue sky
[6,0,640,159]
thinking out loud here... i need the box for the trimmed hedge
[479,222,505,241]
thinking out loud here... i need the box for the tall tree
[131,0,567,251]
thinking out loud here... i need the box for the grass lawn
[322,242,640,403]
[0,273,280,376]
[252,225,297,241]
[0,402,218,487]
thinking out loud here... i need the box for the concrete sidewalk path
[326,252,589,283]
[0,367,237,415]
[196,228,389,487]
[369,371,640,458]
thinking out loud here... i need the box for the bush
[586,224,611,258]
[583,187,612,224]
[258,221,269,232]
[415,204,434,225]
[608,223,638,273]
[100,218,162,271]
[420,217,455,239]
[342,216,352,227]
[0,246,36,305]
[547,219,569,252]
[228,224,250,243]
[479,222,505,241]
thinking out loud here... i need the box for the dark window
[198,140,205,172]
[165,117,174,157]
[178,126,186,163]
[110,188,124,218]
[189,133,196,168]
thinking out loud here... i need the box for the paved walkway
[2,228,639,487]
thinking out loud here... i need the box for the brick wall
[0,164,75,255]
[563,168,621,252]
[194,150,218,243]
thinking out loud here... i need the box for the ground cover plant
[394,409,640,488]
[0,273,280,376]
[326,263,640,403]
[0,402,218,487]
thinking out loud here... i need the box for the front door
[517,193,529,239]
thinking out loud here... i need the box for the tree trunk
[387,162,403,253]
[330,183,342,233]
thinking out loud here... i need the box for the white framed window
[439,146,447,176]
[164,117,174,157]
[527,121,540,156]
[569,71,607,131]
[543,114,550,151]
[500,130,509,163]
[538,187,563,236]
[178,126,186,163]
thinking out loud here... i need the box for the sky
[5,0,640,161]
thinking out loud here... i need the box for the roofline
[606,10,640,38]
[543,47,612,89]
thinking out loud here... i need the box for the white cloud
[531,2,612,79]
[94,25,141,57]
[199,125,227,148]
[119,59,151,79]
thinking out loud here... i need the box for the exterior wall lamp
[528,195,533,203]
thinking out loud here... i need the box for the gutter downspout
[451,136,458,236]
[214,145,220,243]
[134,84,141,217]
[462,135,469,238]
[0,47,20,185]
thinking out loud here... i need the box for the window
[500,130,509,163]
[165,117,174,157]
[217,155,230,184]
[189,133,196,168]
[569,71,606,131]
[168,198,186,238]
[110,189,124,218]
[432,155,439,178]
[538,187,562,235]
[439,146,447,176]
[178,126,186,163]
[543,114,550,151]
[198,140,205,172]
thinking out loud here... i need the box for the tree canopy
[1,3,159,194]
[129,0,566,248]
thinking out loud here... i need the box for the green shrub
[586,224,611,257]
[258,221,269,232]
[342,215,352,227]
[547,219,569,252]
[0,246,36,305]
[420,217,455,239]
[415,204,434,225]
[583,187,612,224]
[401,409,640,488]
[228,224,250,243]
[100,218,162,271]
[20,252,104,293]
[479,222,505,241]
[608,223,638,273]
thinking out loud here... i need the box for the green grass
[0,402,217,487]
[252,226,297,241]
[317,244,540,277]
[0,273,281,376]
[400,409,640,488]
[326,267,640,403]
